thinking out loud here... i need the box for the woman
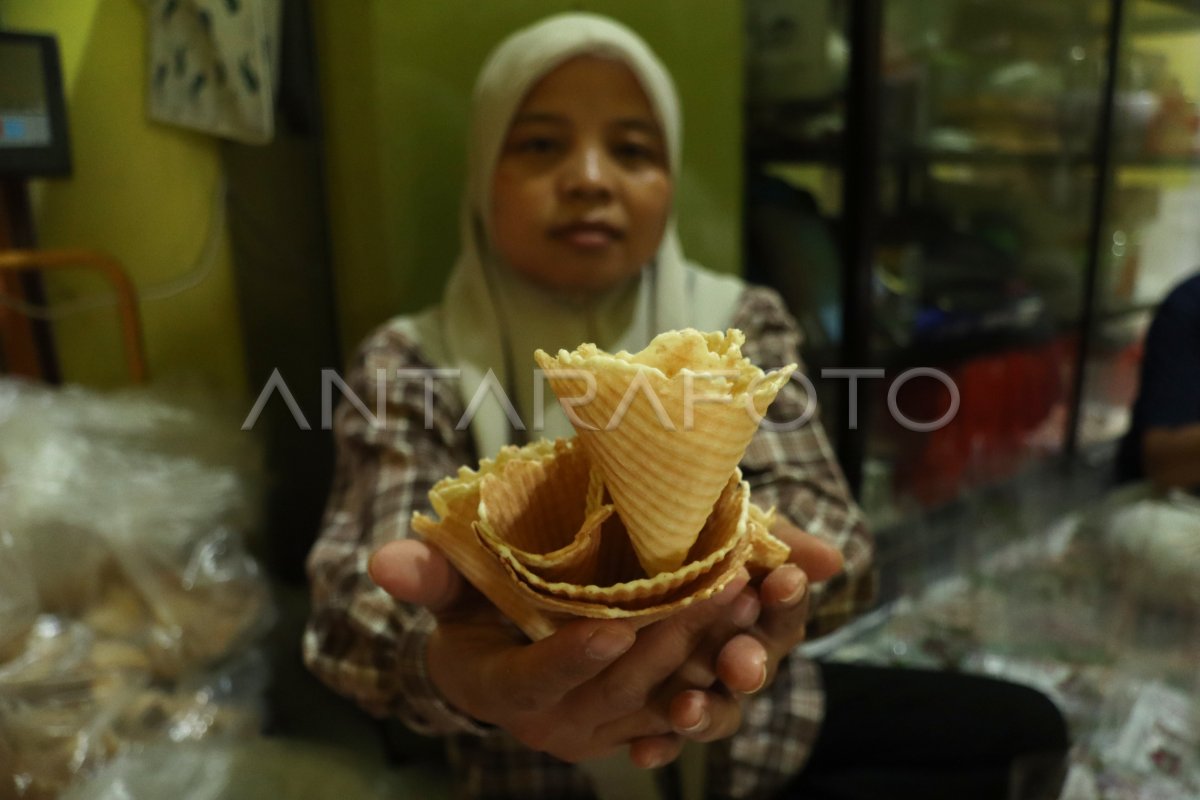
[304,13,1062,800]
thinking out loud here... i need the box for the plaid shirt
[304,286,876,799]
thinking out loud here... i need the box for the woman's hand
[368,518,841,767]
[654,519,842,751]
[369,539,751,766]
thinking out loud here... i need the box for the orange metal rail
[0,248,147,384]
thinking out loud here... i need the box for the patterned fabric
[303,286,876,799]
[147,0,281,143]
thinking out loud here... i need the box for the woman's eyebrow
[614,118,663,138]
[510,112,567,127]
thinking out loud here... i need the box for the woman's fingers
[582,569,750,720]
[715,634,769,695]
[759,564,807,609]
[368,539,463,612]
[375,533,814,762]
[615,687,744,768]
[771,520,843,582]
[627,734,684,769]
[670,585,760,689]
[713,567,810,695]
[493,620,638,714]
[757,565,811,644]
[429,616,637,735]
[669,689,744,743]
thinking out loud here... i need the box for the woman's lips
[552,222,622,249]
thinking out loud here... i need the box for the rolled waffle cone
[475,455,615,585]
[481,472,749,605]
[409,328,798,640]
[411,436,790,640]
[506,504,786,624]
[535,328,795,576]
[747,503,791,568]
[422,438,562,524]
[411,438,574,640]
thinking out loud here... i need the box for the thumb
[369,539,464,612]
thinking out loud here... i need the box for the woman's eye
[515,137,561,155]
[613,141,659,163]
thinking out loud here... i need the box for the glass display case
[1079,0,1200,455]
[745,0,1200,528]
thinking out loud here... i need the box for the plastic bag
[63,738,452,800]
[0,620,269,797]
[1093,483,1200,607]
[0,617,95,686]
[0,378,272,677]
[0,530,38,664]
[0,669,140,800]
[104,526,273,679]
[0,649,267,799]
[112,649,268,746]
[1062,678,1200,799]
[0,378,274,797]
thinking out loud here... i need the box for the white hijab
[399,11,744,465]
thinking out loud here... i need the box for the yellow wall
[2,0,247,393]
[1135,0,1200,99]
[1136,31,1200,99]
[311,0,745,355]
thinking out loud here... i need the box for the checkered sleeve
[734,286,878,638]
[302,323,490,736]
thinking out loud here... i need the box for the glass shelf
[745,0,1200,521]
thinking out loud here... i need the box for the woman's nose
[560,146,614,199]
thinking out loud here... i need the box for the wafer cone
[483,472,750,604]
[505,511,767,626]
[535,329,795,575]
[412,438,578,640]
[413,438,788,639]
[411,329,799,641]
[746,504,791,570]
[474,441,600,565]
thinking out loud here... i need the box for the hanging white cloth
[145,0,281,144]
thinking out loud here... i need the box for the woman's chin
[514,260,643,296]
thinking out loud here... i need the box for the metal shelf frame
[748,0,1199,498]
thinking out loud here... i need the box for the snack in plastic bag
[63,738,452,800]
[0,675,130,800]
[1098,485,1200,606]
[0,378,273,677]
[0,378,273,796]
[0,530,38,665]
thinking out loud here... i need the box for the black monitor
[0,31,71,177]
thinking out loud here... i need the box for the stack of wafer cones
[412,329,794,640]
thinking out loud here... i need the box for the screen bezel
[0,31,72,178]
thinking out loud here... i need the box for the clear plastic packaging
[1091,483,1200,608]
[61,738,452,800]
[0,378,273,797]
[822,486,1200,799]
[0,531,37,665]
[0,378,271,677]
[0,651,268,800]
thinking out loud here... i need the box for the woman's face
[490,55,673,294]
